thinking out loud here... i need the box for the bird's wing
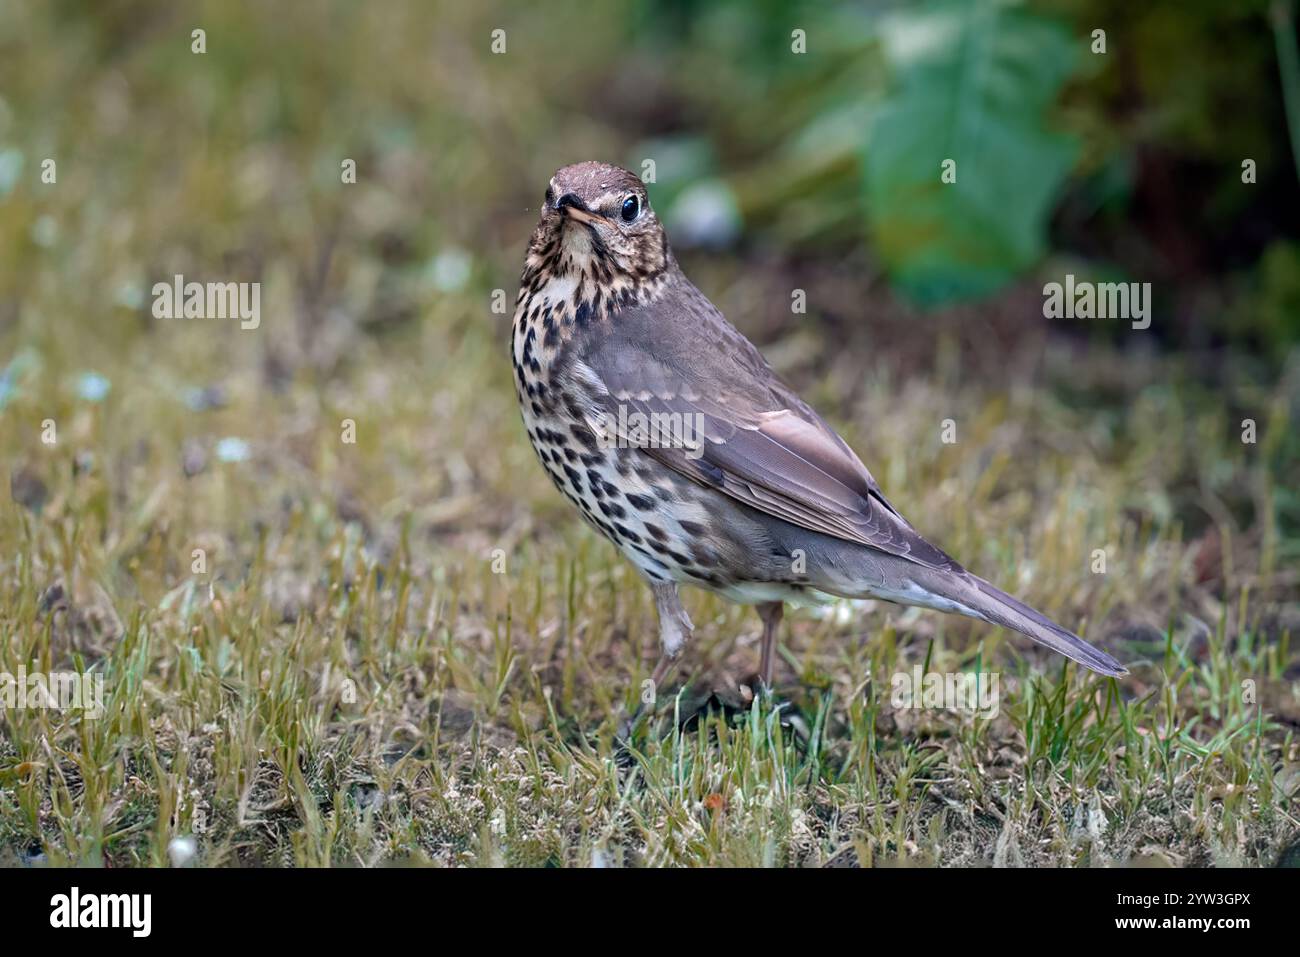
[572,284,961,572]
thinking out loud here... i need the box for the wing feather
[572,280,960,573]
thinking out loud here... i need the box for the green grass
[1,1,1297,868]
[2,324,1295,866]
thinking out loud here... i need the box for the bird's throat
[512,224,667,363]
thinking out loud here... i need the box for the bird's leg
[618,582,693,742]
[647,581,693,696]
[757,601,784,691]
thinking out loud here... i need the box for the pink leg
[757,601,784,689]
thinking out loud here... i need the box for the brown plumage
[511,161,1126,694]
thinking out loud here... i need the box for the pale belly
[520,397,836,607]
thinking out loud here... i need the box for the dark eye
[545,186,555,207]
[620,194,640,222]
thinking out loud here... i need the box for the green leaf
[863,0,1080,305]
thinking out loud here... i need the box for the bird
[510,161,1126,698]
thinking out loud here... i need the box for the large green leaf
[863,0,1080,305]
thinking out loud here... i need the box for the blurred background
[2,0,1299,709]
[0,0,1298,866]
[1,0,1298,686]
[2,0,1296,520]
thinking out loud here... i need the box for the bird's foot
[736,674,812,746]
[613,703,649,752]
[613,671,811,758]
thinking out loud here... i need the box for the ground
[3,281,1297,865]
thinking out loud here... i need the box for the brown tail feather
[963,575,1126,676]
[898,566,1127,677]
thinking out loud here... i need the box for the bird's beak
[556,193,606,226]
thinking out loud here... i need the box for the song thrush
[511,161,1126,695]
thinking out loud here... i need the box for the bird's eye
[620,194,640,222]
[545,186,555,207]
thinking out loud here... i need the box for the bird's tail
[906,569,1127,677]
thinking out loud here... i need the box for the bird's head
[528,162,671,288]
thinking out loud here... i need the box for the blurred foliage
[0,0,1295,353]
[627,0,1299,355]
[1239,240,1300,359]
[864,1,1080,303]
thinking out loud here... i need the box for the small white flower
[168,835,198,867]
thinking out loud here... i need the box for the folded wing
[572,285,961,574]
